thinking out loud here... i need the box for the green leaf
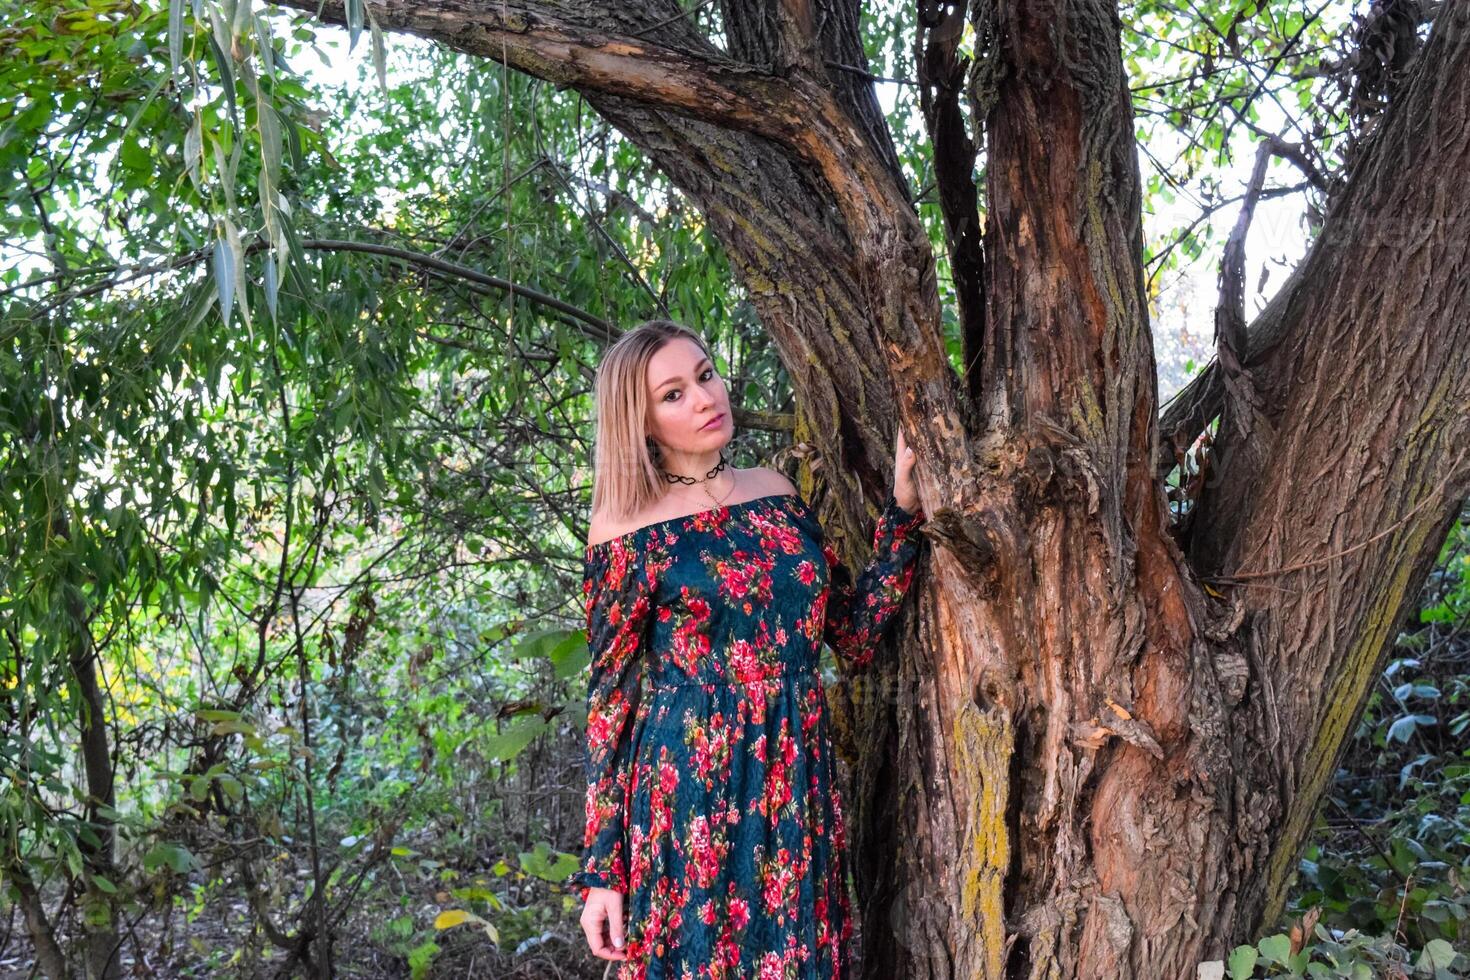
[232,0,253,38]
[520,844,580,884]
[369,5,388,96]
[253,12,275,80]
[481,715,548,763]
[225,214,248,327]
[143,843,197,874]
[184,113,204,192]
[258,99,282,192]
[546,629,590,681]
[1417,939,1456,973]
[213,223,235,324]
[407,940,439,980]
[263,250,279,322]
[512,627,576,665]
[205,23,239,134]
[1228,945,1258,980]
[345,0,364,52]
[195,709,242,722]
[1387,713,1436,743]
[1257,933,1292,965]
[169,0,187,75]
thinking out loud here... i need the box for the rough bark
[1188,0,1470,924]
[272,0,1470,976]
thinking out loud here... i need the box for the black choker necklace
[659,452,729,486]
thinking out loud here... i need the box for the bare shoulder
[586,502,657,549]
[586,491,679,548]
[746,466,799,498]
[586,468,796,548]
[585,509,621,550]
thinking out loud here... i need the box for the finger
[598,917,628,961]
[898,441,916,477]
[588,899,629,963]
[580,909,607,957]
[608,895,627,954]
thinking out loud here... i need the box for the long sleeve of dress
[821,492,926,669]
[566,537,654,902]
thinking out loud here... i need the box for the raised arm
[821,492,926,669]
[566,537,654,902]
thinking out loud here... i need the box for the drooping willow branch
[4,237,800,438]
[4,237,615,340]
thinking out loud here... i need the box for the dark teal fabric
[568,491,925,978]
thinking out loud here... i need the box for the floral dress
[566,490,926,980]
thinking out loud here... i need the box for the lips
[701,413,725,430]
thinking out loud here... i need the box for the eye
[663,367,715,401]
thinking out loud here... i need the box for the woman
[569,319,926,978]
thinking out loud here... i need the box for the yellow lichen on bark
[953,700,1013,979]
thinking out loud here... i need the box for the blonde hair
[590,320,717,524]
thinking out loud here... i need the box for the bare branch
[1212,139,1274,444]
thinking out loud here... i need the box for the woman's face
[645,337,731,457]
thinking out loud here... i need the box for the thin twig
[630,0,719,39]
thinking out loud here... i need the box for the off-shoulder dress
[567,490,926,979]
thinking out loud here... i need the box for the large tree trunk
[276,1,1470,975]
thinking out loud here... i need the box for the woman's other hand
[580,887,628,961]
[893,427,921,515]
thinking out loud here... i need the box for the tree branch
[1178,0,1470,924]
[270,0,812,146]
[7,236,617,342]
[916,0,987,403]
[1212,138,1274,445]
[276,0,925,267]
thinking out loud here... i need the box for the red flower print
[797,559,818,585]
[686,814,726,889]
[728,893,750,930]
